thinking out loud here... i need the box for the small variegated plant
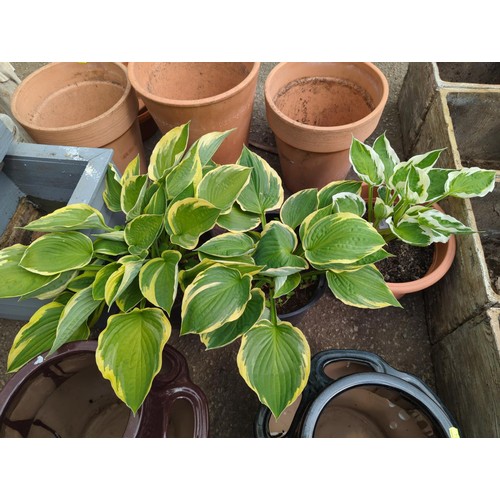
[0,122,249,415]
[347,134,496,246]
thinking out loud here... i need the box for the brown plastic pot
[10,62,146,174]
[265,62,389,192]
[0,341,209,438]
[127,62,260,164]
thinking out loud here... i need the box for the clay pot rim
[264,62,389,133]
[11,62,134,134]
[127,62,261,108]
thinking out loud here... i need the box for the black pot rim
[278,273,327,320]
[300,372,456,438]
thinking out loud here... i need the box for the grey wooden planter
[398,63,500,437]
[0,120,123,321]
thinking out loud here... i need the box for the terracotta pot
[0,341,209,438]
[264,62,389,192]
[10,62,146,174]
[127,62,261,164]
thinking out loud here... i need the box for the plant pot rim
[127,62,261,108]
[264,62,389,133]
[11,62,135,135]
[300,372,456,438]
[278,273,327,320]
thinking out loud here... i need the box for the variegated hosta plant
[347,134,496,246]
[177,146,404,419]
[0,123,255,414]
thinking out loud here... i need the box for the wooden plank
[432,308,500,437]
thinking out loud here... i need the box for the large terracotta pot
[0,341,209,438]
[265,62,389,192]
[10,62,146,174]
[127,62,261,164]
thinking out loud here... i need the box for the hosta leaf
[93,238,129,256]
[179,258,263,291]
[96,308,171,413]
[386,216,433,247]
[299,206,333,243]
[122,155,141,183]
[92,230,125,242]
[7,302,64,372]
[349,138,385,186]
[167,198,220,250]
[253,221,308,277]
[93,262,121,300]
[104,256,144,307]
[373,133,400,181]
[197,164,251,213]
[0,242,49,296]
[19,232,93,276]
[408,149,444,170]
[115,277,144,313]
[180,265,252,335]
[124,214,163,251]
[317,180,363,209]
[216,204,260,232]
[139,250,181,314]
[237,146,284,214]
[426,169,454,202]
[197,233,255,258]
[280,189,319,229]
[331,192,366,217]
[143,184,167,215]
[22,203,112,233]
[325,248,393,272]
[49,286,101,354]
[327,265,401,309]
[165,148,202,199]
[67,271,97,292]
[120,174,148,221]
[20,271,77,301]
[189,129,234,166]
[200,289,265,349]
[274,273,301,298]
[417,209,474,237]
[303,213,386,266]
[237,319,310,419]
[390,163,430,204]
[445,167,496,198]
[103,163,123,212]
[148,123,190,181]
[374,198,393,222]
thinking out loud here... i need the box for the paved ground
[1,62,436,438]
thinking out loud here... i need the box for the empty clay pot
[127,62,261,164]
[10,62,146,173]
[265,62,389,192]
[0,341,209,438]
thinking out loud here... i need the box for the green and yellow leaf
[96,308,171,413]
[237,319,310,419]
[197,232,255,258]
[280,189,318,229]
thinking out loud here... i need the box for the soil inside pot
[274,77,374,127]
[0,197,46,249]
[146,62,251,100]
[263,275,319,316]
[376,240,434,283]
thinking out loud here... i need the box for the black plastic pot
[277,274,327,326]
[0,341,209,438]
[255,349,459,438]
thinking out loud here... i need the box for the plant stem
[260,212,267,231]
[269,286,278,325]
[424,195,447,207]
[392,199,410,225]
[368,185,374,223]
[300,269,322,280]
